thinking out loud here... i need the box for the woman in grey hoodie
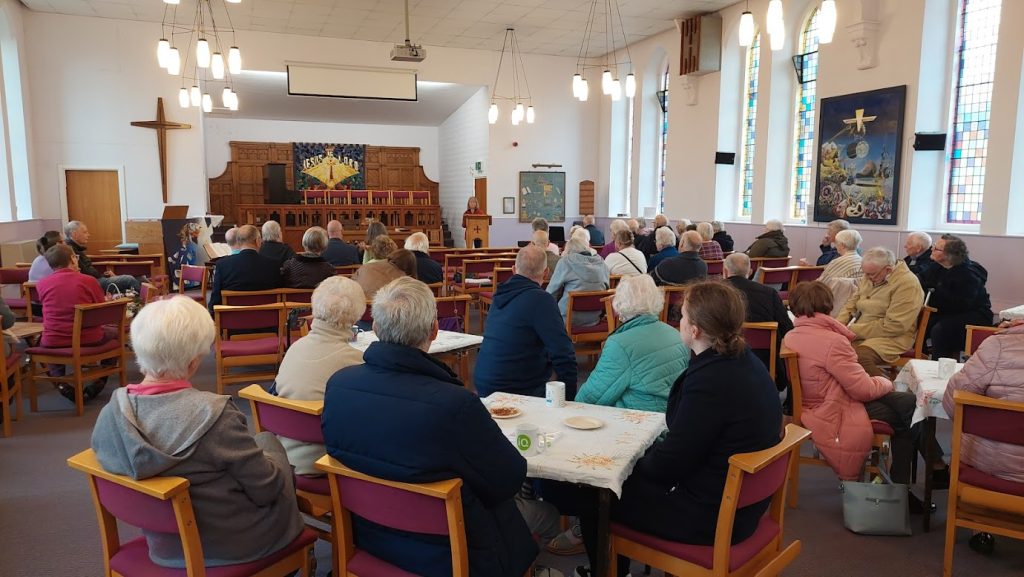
[547,233,610,327]
[91,296,303,568]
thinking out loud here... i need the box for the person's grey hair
[862,246,896,268]
[302,226,328,253]
[613,275,663,321]
[532,229,550,247]
[261,220,283,242]
[696,222,713,241]
[627,219,639,232]
[711,220,723,233]
[765,219,784,232]
[655,227,675,248]
[236,224,260,246]
[571,227,590,245]
[404,232,430,253]
[531,217,549,232]
[515,244,548,279]
[372,277,436,348]
[940,234,969,266]
[583,215,595,226]
[834,229,862,252]
[676,219,692,232]
[908,231,932,251]
[311,276,366,330]
[653,214,667,227]
[64,220,83,238]
[565,233,591,254]
[827,219,851,235]
[681,230,703,252]
[224,226,238,248]
[724,253,751,277]
[609,219,627,234]
[131,296,215,380]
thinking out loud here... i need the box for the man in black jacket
[258,220,295,269]
[404,231,443,284]
[63,220,141,295]
[208,225,283,310]
[724,253,792,390]
[637,214,672,259]
[920,234,993,360]
[583,214,604,246]
[321,220,360,266]
[903,231,939,281]
[652,231,707,286]
[711,220,734,252]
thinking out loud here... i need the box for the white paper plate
[563,416,604,430]
[489,406,522,419]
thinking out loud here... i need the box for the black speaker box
[715,152,736,165]
[913,133,947,151]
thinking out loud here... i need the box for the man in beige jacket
[837,246,925,377]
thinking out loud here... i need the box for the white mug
[514,423,547,457]
[937,357,957,379]
[546,381,566,408]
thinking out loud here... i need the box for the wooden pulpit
[465,214,492,248]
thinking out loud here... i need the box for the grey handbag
[840,480,912,536]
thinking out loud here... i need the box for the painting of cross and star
[293,142,366,191]
[813,85,906,225]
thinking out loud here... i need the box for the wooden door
[65,170,122,251]
[474,178,487,215]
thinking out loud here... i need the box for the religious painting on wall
[293,143,366,190]
[519,171,566,223]
[813,85,906,225]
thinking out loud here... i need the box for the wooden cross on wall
[131,98,191,203]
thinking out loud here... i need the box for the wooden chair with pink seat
[0,267,31,320]
[178,264,209,305]
[565,289,615,358]
[212,303,286,395]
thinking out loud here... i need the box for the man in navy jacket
[208,225,282,310]
[322,278,536,577]
[474,245,578,398]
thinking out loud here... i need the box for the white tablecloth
[482,393,667,497]
[350,330,483,354]
[893,359,964,425]
[1000,304,1024,321]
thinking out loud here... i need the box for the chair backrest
[426,282,444,297]
[462,258,496,279]
[781,347,805,427]
[743,321,779,381]
[911,306,937,358]
[965,325,999,356]
[280,288,314,304]
[757,266,794,286]
[214,303,285,332]
[660,286,688,325]
[0,267,30,285]
[359,299,373,324]
[334,265,361,277]
[749,257,792,276]
[315,455,469,577]
[494,267,514,285]
[955,390,1024,446]
[239,384,324,444]
[793,266,825,284]
[704,259,724,277]
[109,262,151,277]
[711,424,810,572]
[566,290,615,336]
[179,264,207,286]
[21,281,38,321]
[73,300,128,349]
[436,295,471,333]
[221,289,281,306]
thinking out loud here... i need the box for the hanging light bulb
[190,85,201,107]
[211,53,225,79]
[157,38,170,68]
[201,93,212,113]
[196,39,211,68]
[178,87,190,108]
[738,11,755,47]
[572,73,582,98]
[767,0,784,36]
[601,70,612,95]
[222,87,233,108]
[610,79,622,101]
[625,73,636,98]
[770,29,785,51]
[488,103,499,124]
[526,106,535,124]
[515,103,525,118]
[167,48,180,76]
[818,0,837,44]
[511,106,522,126]
[228,91,239,111]
[228,47,242,74]
[579,79,589,101]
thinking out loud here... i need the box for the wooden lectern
[465,214,492,248]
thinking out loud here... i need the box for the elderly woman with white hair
[91,296,304,568]
[547,233,610,326]
[818,228,864,284]
[695,222,724,260]
[576,275,688,411]
[599,219,628,257]
[404,231,444,284]
[258,219,296,268]
[274,276,366,474]
[745,218,790,258]
[281,226,336,288]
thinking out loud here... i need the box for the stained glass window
[790,10,819,222]
[738,32,761,219]
[658,64,669,214]
[947,0,1001,224]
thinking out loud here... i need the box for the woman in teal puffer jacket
[576,275,688,412]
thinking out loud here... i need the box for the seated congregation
[12,213,1020,577]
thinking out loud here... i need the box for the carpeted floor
[2,341,1022,577]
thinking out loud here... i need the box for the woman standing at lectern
[463,196,484,248]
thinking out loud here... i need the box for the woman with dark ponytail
[572,280,783,577]
[29,231,64,282]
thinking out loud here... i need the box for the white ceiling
[207,72,483,125]
[24,0,737,57]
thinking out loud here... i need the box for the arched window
[946,0,1002,224]
[657,63,669,213]
[790,9,819,223]
[738,32,761,219]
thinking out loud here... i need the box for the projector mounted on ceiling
[391,0,426,63]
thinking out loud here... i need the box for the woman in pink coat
[783,281,902,480]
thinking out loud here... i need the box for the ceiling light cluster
[571,0,636,103]
[739,0,837,50]
[488,28,535,126]
[157,0,242,112]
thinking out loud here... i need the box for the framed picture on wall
[518,171,566,223]
[502,197,515,214]
[813,85,906,225]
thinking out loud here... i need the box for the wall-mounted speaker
[913,133,947,151]
[715,152,736,165]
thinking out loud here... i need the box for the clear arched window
[738,32,761,218]
[657,64,669,213]
[790,9,819,223]
[947,0,1002,224]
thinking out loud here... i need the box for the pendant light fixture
[571,0,636,103]
[738,0,755,47]
[487,28,536,126]
[157,0,243,111]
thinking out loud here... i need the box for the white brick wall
[438,87,488,247]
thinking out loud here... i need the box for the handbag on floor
[840,450,912,536]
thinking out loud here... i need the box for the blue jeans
[100,275,141,296]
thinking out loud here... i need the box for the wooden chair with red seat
[886,305,937,376]
[334,265,361,277]
[426,282,444,297]
[1,347,23,437]
[67,448,317,577]
[314,454,469,577]
[479,267,514,330]
[213,303,286,395]
[608,423,811,577]
[755,267,795,302]
[965,324,1000,357]
[943,390,1024,577]
[280,288,314,304]
[107,261,152,278]
[565,289,615,358]
[1,267,31,320]
[238,384,336,576]
[749,256,791,277]
[704,259,725,278]
[221,288,283,306]
[792,265,826,285]
[781,346,893,509]
[178,264,208,304]
[21,281,39,322]
[660,286,688,329]
[26,299,129,416]
[435,294,473,380]
[742,321,778,382]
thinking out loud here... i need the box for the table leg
[923,416,936,532]
[595,488,612,577]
